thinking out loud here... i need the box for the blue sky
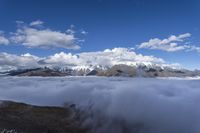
[0,0,200,70]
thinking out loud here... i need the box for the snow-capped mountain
[5,63,199,77]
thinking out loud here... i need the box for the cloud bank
[0,77,200,133]
[42,47,165,66]
[0,48,167,72]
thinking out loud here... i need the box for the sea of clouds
[0,76,200,133]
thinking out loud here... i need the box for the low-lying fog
[0,76,200,133]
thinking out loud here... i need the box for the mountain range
[3,63,200,77]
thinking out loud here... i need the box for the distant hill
[8,68,67,77]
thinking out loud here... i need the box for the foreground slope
[0,101,87,133]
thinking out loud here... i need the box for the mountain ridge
[4,63,199,77]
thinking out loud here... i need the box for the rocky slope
[7,68,67,77]
[0,100,87,133]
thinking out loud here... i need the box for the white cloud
[42,52,80,66]
[15,20,24,25]
[0,47,168,72]
[5,20,81,50]
[42,47,165,67]
[189,45,200,53]
[81,30,88,35]
[0,36,9,45]
[11,26,80,50]
[66,29,75,34]
[138,33,191,52]
[66,24,75,34]
[0,52,40,71]
[30,20,44,26]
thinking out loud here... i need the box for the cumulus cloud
[0,48,167,72]
[11,26,80,50]
[0,36,9,45]
[0,52,40,71]
[0,77,200,133]
[40,47,165,67]
[2,21,81,50]
[138,33,191,52]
